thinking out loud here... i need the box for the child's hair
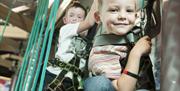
[97,0,103,11]
[65,1,87,16]
[97,0,137,11]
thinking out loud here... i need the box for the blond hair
[98,0,138,11]
[97,0,103,11]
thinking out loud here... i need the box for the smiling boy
[84,0,155,91]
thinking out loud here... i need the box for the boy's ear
[63,17,67,24]
[94,11,101,24]
[135,13,138,20]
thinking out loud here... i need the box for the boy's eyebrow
[107,4,120,9]
[108,3,135,7]
[126,3,136,7]
[126,5,136,9]
[69,12,74,14]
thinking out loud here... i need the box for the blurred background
[0,0,179,91]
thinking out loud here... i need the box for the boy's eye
[69,14,74,17]
[126,9,135,13]
[78,16,82,19]
[108,8,119,12]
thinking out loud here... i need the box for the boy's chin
[110,29,131,35]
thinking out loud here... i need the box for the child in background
[44,0,98,90]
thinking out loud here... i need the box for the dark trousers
[43,70,56,91]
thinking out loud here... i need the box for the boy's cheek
[128,16,137,24]
[105,22,114,33]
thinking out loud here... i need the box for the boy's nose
[73,18,77,22]
[71,18,78,23]
[118,11,126,20]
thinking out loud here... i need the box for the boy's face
[98,0,137,35]
[63,7,85,24]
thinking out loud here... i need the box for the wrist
[129,49,142,58]
[122,69,139,79]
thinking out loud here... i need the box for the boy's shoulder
[61,23,80,30]
[60,23,81,35]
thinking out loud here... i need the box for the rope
[0,0,17,42]
[13,0,61,90]
[38,0,60,90]
[14,0,47,90]
[31,0,49,90]
[23,0,49,90]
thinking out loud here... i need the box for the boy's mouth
[113,23,129,28]
[114,23,128,25]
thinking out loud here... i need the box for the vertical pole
[162,0,180,91]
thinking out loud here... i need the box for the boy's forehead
[102,0,136,5]
[65,7,85,17]
[68,7,84,11]
[99,0,139,6]
[99,0,140,11]
[67,7,85,14]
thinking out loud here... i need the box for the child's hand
[131,36,152,56]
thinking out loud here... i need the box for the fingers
[133,35,152,56]
[143,35,151,40]
[141,36,152,46]
[144,36,152,54]
[145,36,152,46]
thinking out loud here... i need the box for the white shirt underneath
[47,23,86,75]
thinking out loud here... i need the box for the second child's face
[64,7,85,24]
[99,0,137,35]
